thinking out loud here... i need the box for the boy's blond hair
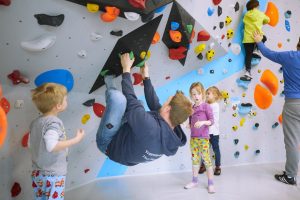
[206,86,222,104]
[32,83,67,114]
[189,82,206,101]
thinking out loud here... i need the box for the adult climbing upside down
[254,31,300,185]
[96,53,193,166]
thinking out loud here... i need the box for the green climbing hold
[186,25,193,34]
[100,69,110,76]
[136,59,146,68]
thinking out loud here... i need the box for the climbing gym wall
[1,0,299,199]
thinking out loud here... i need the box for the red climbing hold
[11,182,21,197]
[1,97,10,114]
[7,70,30,85]
[84,169,90,173]
[169,46,187,60]
[197,30,210,42]
[0,0,11,6]
[189,29,195,43]
[132,73,143,85]
[22,132,29,148]
[128,0,147,9]
[93,103,106,118]
[212,0,222,6]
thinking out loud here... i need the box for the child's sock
[208,179,214,185]
[192,176,198,183]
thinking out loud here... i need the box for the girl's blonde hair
[32,83,67,114]
[206,86,222,104]
[189,82,206,100]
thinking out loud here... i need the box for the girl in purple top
[184,82,215,193]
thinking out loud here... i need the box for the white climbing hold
[90,32,103,41]
[230,43,241,55]
[209,42,215,49]
[124,12,140,21]
[21,35,56,52]
[78,50,87,58]
[14,100,24,109]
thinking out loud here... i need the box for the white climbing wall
[1,0,300,199]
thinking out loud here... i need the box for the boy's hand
[253,30,263,43]
[75,129,85,143]
[120,53,135,73]
[140,62,149,79]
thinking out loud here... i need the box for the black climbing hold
[234,2,239,12]
[218,6,222,17]
[254,123,259,128]
[213,26,217,30]
[234,151,240,158]
[219,21,224,29]
[34,14,64,27]
[234,139,239,145]
[83,99,95,107]
[106,123,114,129]
[210,70,214,74]
[255,149,260,154]
[141,11,155,23]
[241,103,252,107]
[197,53,203,60]
[110,30,123,37]
[228,58,232,62]
[228,42,232,47]
[272,122,279,128]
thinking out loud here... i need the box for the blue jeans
[96,76,127,153]
[209,134,221,167]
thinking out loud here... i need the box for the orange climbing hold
[169,30,182,43]
[100,6,120,22]
[189,29,195,43]
[265,2,279,27]
[254,84,273,109]
[277,42,282,48]
[260,69,279,95]
[278,114,282,124]
[0,105,7,148]
[152,32,160,44]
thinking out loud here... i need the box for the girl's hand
[120,53,135,73]
[75,129,85,143]
[194,121,205,128]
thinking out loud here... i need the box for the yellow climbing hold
[242,93,246,97]
[232,125,238,131]
[244,145,249,151]
[194,44,206,54]
[87,3,99,13]
[206,49,215,61]
[81,114,91,124]
[240,118,246,126]
[140,50,151,60]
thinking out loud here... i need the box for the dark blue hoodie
[106,73,187,166]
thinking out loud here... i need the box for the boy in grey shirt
[30,83,85,200]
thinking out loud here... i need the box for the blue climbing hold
[251,53,261,66]
[284,10,291,19]
[171,21,180,30]
[238,103,252,115]
[207,7,214,16]
[35,69,74,92]
[285,20,290,32]
[155,5,167,13]
[236,77,251,89]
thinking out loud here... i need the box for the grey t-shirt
[29,115,68,176]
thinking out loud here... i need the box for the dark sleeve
[143,78,161,111]
[257,42,289,65]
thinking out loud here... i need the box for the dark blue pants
[209,134,221,167]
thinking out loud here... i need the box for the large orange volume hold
[254,84,273,110]
[260,69,279,95]
[265,2,279,27]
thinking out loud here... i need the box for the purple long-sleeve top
[189,103,214,138]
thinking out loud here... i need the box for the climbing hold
[236,77,250,89]
[132,73,143,85]
[232,125,238,131]
[197,53,203,60]
[124,12,140,21]
[244,145,249,151]
[210,70,214,74]
[11,182,21,197]
[169,46,187,60]
[110,30,123,37]
[272,122,279,128]
[100,6,120,22]
[14,100,24,109]
[171,21,180,30]
[78,50,87,58]
[277,42,282,48]
[279,67,283,73]
[258,69,261,73]
[280,90,285,97]
[248,110,257,117]
[34,14,65,27]
[0,98,7,148]
[141,11,155,23]
[84,168,90,173]
[230,43,241,55]
[265,2,279,27]
[206,49,215,61]
[226,29,234,39]
[234,2,239,12]
[194,44,206,54]
[225,16,232,26]
[232,113,237,117]
[21,35,56,52]
[255,149,260,155]
[83,99,95,107]
[242,93,246,97]
[284,10,292,19]
[278,114,282,124]
[213,0,222,5]
[7,70,30,85]
[217,6,222,16]
[251,53,261,66]
[240,118,246,126]
[197,30,210,41]
[93,103,105,118]
[219,21,224,29]
[128,0,146,9]
[209,42,215,49]
[155,5,167,13]
[233,139,239,145]
[21,132,29,147]
[285,20,290,32]
[86,3,99,13]
[253,123,259,129]
[260,69,279,95]
[207,7,215,16]
[234,151,240,158]
[35,69,74,92]
[152,32,160,44]
[186,25,193,34]
[0,97,10,114]
[81,114,90,124]
[0,0,10,6]
[90,32,103,41]
[238,103,252,115]
[169,30,182,43]
[280,79,284,84]
[254,84,273,109]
